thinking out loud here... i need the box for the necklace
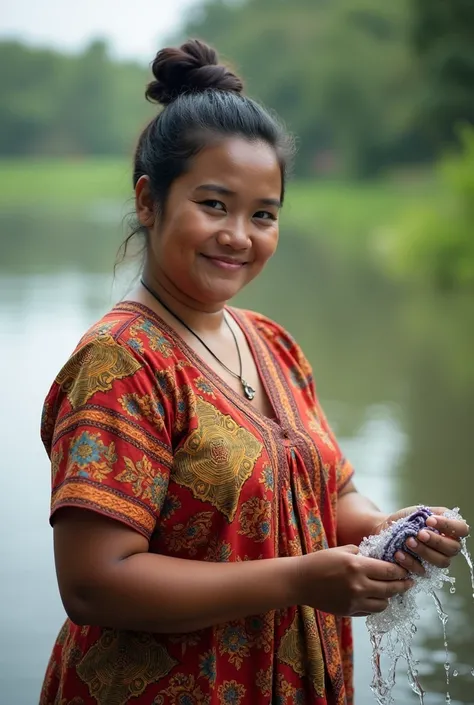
[140,278,256,401]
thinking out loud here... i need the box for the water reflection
[1,211,473,704]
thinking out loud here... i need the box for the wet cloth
[380,507,436,563]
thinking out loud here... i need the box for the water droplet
[361,507,473,704]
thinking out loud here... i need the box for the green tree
[0,40,152,157]
[180,0,421,175]
[411,0,474,145]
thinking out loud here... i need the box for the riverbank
[0,158,436,254]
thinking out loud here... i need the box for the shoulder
[237,308,314,389]
[41,304,176,443]
[75,302,175,362]
[54,301,185,391]
[237,308,297,350]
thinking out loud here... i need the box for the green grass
[0,158,132,210]
[283,177,438,254]
[0,158,437,253]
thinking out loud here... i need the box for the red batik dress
[40,301,355,705]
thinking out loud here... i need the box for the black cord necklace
[140,278,256,401]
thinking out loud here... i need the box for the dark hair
[119,39,294,262]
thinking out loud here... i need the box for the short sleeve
[41,333,173,540]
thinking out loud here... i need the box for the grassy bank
[0,158,131,209]
[0,158,436,254]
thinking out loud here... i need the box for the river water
[1,209,473,704]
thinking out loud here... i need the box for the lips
[201,254,248,268]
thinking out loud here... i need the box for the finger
[341,544,360,554]
[414,530,461,557]
[363,557,409,581]
[363,598,389,614]
[394,550,425,577]
[368,578,414,600]
[425,513,470,539]
[405,538,452,569]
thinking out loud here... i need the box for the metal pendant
[242,380,256,401]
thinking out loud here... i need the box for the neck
[137,267,226,334]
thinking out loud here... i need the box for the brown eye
[200,200,226,212]
[254,211,276,221]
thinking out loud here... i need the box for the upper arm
[338,479,357,497]
[42,333,174,614]
[53,507,149,620]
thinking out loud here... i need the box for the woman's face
[139,137,282,309]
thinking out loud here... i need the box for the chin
[197,283,244,306]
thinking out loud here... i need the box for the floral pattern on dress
[115,456,169,513]
[199,649,217,686]
[218,680,246,705]
[67,431,117,481]
[164,512,214,556]
[259,464,274,493]
[238,497,272,543]
[118,392,165,431]
[218,623,250,669]
[40,302,355,705]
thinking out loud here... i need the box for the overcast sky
[0,0,203,63]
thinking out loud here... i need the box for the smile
[201,255,247,270]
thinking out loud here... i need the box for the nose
[216,217,251,250]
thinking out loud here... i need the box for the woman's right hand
[293,545,413,617]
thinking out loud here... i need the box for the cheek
[167,209,214,253]
[254,229,279,265]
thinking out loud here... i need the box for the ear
[135,175,156,228]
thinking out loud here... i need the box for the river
[1,208,473,704]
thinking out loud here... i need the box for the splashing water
[359,507,473,704]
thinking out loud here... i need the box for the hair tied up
[145,39,244,106]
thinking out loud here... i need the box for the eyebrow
[195,184,281,209]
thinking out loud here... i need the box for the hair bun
[146,39,244,106]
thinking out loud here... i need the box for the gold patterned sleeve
[41,333,173,540]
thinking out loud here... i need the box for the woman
[40,40,468,705]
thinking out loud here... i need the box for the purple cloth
[381,506,437,562]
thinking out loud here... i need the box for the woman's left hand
[375,507,470,576]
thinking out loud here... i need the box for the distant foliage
[180,0,422,176]
[411,0,474,145]
[383,125,474,288]
[1,0,473,178]
[0,40,153,157]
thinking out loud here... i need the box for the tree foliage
[0,40,153,157]
[0,0,473,176]
[180,0,422,175]
[383,125,474,289]
[411,0,474,144]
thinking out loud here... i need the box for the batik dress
[40,301,355,705]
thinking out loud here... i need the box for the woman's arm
[54,506,411,632]
[54,507,300,633]
[336,481,387,547]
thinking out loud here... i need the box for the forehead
[184,137,281,194]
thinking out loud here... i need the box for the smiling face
[137,137,282,310]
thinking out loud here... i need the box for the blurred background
[1,1,474,703]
